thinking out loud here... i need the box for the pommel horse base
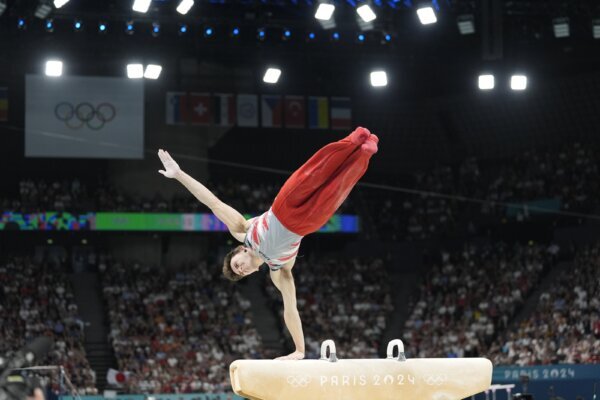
[230,339,493,400]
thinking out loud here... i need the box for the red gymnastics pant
[272,127,377,236]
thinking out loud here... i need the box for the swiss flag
[284,95,306,129]
[189,92,211,126]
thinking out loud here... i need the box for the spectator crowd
[490,242,600,365]
[100,257,266,393]
[0,256,96,394]
[403,242,558,359]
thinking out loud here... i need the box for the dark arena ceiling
[1,0,600,96]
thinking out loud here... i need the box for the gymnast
[157,127,378,360]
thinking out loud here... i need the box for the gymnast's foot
[349,127,371,145]
[361,134,379,154]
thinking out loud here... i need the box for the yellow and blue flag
[308,96,329,129]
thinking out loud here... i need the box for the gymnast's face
[231,247,259,277]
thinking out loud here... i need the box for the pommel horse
[230,339,492,400]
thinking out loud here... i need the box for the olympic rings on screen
[54,102,116,130]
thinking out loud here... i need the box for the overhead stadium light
[176,0,194,15]
[34,1,53,19]
[144,64,162,79]
[417,6,437,25]
[370,71,388,87]
[125,20,134,34]
[45,19,54,32]
[132,0,151,13]
[53,0,69,8]
[511,75,528,91]
[263,68,282,84]
[127,64,144,79]
[357,4,376,23]
[315,3,335,21]
[553,17,569,38]
[457,14,475,35]
[152,22,160,37]
[257,28,266,40]
[478,74,495,90]
[593,19,600,39]
[45,60,63,77]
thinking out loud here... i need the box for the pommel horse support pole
[230,339,493,400]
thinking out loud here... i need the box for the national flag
[284,96,305,128]
[0,87,8,122]
[106,369,130,387]
[308,96,329,129]
[237,94,259,127]
[261,95,283,128]
[166,92,189,125]
[330,97,352,130]
[189,92,211,126]
[213,93,236,127]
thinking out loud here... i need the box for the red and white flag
[213,93,236,127]
[189,92,211,126]
[106,368,130,387]
[284,95,305,129]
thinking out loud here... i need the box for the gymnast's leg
[272,127,378,236]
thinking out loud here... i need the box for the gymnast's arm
[270,260,305,360]
[157,149,248,240]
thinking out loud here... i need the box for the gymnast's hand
[158,149,181,178]
[275,350,305,361]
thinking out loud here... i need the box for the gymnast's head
[223,245,261,281]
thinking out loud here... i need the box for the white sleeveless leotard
[244,208,302,271]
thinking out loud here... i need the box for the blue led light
[232,27,240,36]
[205,27,213,36]
[18,19,25,27]
[74,21,82,29]
[385,34,391,41]
[126,23,133,31]
[308,32,315,39]
[46,21,53,29]
[358,34,365,41]
[332,32,340,40]
[99,23,107,32]
[258,29,265,38]
[284,29,291,37]
[180,25,187,33]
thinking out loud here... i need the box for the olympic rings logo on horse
[286,375,312,387]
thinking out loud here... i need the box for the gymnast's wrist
[173,169,184,180]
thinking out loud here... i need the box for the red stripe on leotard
[251,224,260,245]
[261,214,269,231]
[277,250,299,263]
